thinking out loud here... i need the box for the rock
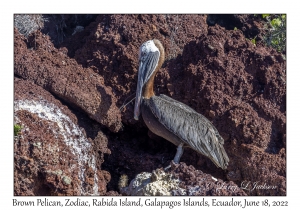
[14,29,122,133]
[120,168,184,196]
[62,176,72,185]
[14,78,111,195]
[119,163,246,196]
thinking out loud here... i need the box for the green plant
[262,14,286,53]
[251,36,257,46]
[245,37,256,46]
[14,124,22,137]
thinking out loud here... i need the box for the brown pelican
[134,39,229,169]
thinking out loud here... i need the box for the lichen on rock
[120,168,184,196]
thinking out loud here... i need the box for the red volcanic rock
[171,162,247,196]
[173,25,286,196]
[14,29,122,132]
[14,78,112,195]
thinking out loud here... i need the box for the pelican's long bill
[134,40,160,120]
[134,60,146,120]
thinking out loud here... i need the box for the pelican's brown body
[142,96,183,146]
[134,39,229,169]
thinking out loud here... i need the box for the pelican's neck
[143,39,165,99]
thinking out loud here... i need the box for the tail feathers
[212,142,229,170]
[215,133,229,169]
[219,145,229,169]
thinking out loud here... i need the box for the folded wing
[148,94,229,169]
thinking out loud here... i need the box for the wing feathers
[148,95,229,169]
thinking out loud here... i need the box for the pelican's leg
[173,143,184,164]
[164,143,184,171]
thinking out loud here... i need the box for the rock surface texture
[14,29,122,133]
[120,162,246,196]
[14,14,286,196]
[14,78,113,195]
